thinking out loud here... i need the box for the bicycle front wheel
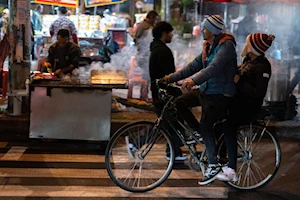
[105,121,175,192]
[217,124,281,190]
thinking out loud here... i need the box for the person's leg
[174,89,201,131]
[154,101,185,159]
[222,118,238,170]
[199,94,230,165]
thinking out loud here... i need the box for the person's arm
[49,22,54,37]
[237,67,271,100]
[47,45,55,67]
[37,15,43,31]
[134,23,145,41]
[192,40,236,85]
[168,53,204,83]
[59,45,81,74]
[70,21,78,44]
[149,48,175,81]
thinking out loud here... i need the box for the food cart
[29,70,127,141]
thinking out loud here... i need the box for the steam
[68,29,201,83]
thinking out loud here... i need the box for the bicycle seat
[250,107,271,122]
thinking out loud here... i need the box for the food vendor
[44,29,81,77]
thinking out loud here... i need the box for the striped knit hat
[203,15,224,35]
[246,33,276,56]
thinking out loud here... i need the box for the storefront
[32,0,128,63]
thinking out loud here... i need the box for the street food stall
[29,70,127,141]
[33,0,128,68]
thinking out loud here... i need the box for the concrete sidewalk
[0,87,300,140]
[0,107,300,142]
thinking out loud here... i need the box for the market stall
[29,70,127,141]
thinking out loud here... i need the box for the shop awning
[204,0,244,3]
[84,0,125,8]
[34,0,78,8]
[228,0,300,3]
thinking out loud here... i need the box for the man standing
[0,9,10,69]
[44,29,81,77]
[134,10,159,82]
[162,15,237,185]
[49,7,78,44]
[149,21,187,161]
[0,8,9,42]
[32,5,43,31]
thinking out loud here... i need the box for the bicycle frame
[149,82,208,174]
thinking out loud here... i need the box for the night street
[0,137,299,200]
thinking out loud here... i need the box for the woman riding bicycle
[218,33,275,182]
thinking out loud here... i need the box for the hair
[36,5,43,11]
[58,7,67,15]
[146,10,158,19]
[152,21,173,40]
[57,29,70,38]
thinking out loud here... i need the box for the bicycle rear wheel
[105,121,175,192]
[217,124,281,190]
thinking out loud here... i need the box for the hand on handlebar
[181,80,195,92]
[160,75,171,85]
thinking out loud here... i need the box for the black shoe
[198,164,222,185]
[186,131,203,145]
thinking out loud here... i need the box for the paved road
[0,138,299,200]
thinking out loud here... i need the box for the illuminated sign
[84,0,125,8]
[34,0,78,8]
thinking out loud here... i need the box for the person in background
[134,10,159,82]
[44,29,81,77]
[49,7,78,44]
[162,15,237,185]
[0,9,10,69]
[149,21,187,161]
[0,8,9,42]
[32,4,43,31]
[218,33,275,182]
[134,10,159,47]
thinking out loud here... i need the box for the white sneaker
[125,136,137,159]
[166,154,188,161]
[216,166,238,182]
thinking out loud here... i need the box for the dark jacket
[149,39,176,100]
[234,56,271,116]
[169,33,237,96]
[47,42,81,74]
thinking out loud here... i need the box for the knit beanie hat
[203,15,224,35]
[242,33,276,56]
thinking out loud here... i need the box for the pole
[224,3,228,28]
[164,0,171,22]
[8,0,31,90]
[199,0,204,24]
[194,1,198,24]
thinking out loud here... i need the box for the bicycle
[105,80,281,192]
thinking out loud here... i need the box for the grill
[90,69,127,85]
[31,70,128,89]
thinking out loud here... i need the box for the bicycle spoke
[251,159,267,180]
[123,161,139,185]
[252,127,267,153]
[243,162,251,187]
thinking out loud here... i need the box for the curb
[0,115,300,141]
